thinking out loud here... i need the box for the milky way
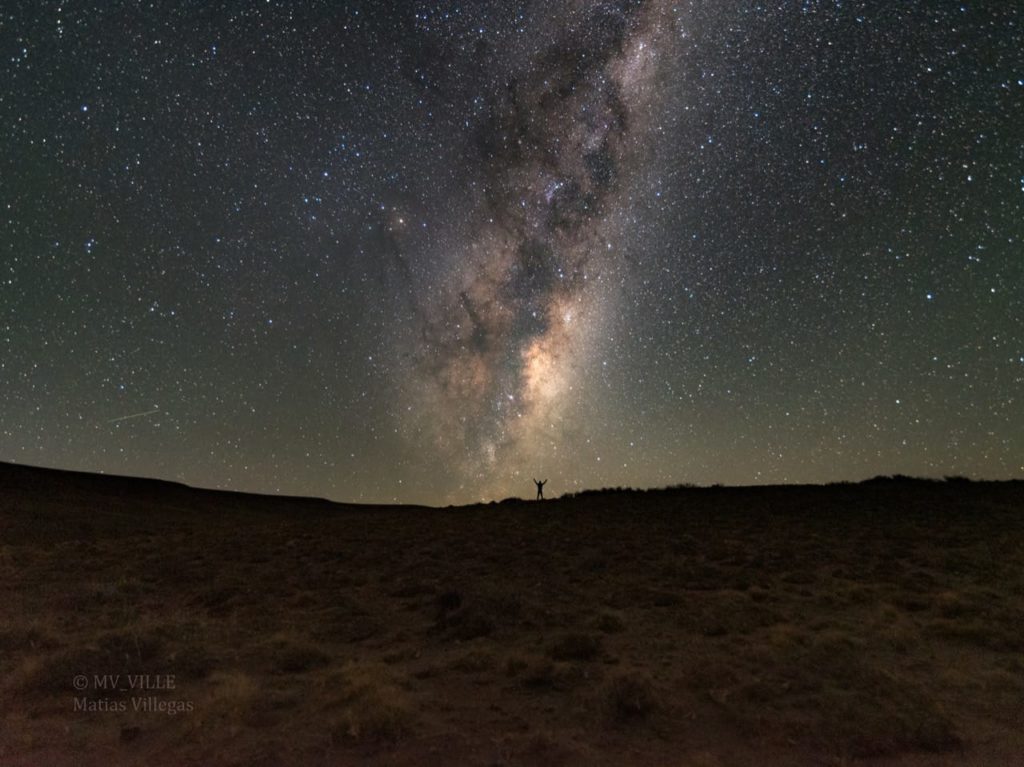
[2,1,1021,503]
[397,2,679,499]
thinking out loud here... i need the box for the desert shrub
[0,626,58,656]
[450,649,496,673]
[517,732,577,762]
[309,599,380,644]
[256,635,331,674]
[388,581,435,599]
[434,591,531,640]
[205,670,259,716]
[724,632,962,757]
[339,690,412,742]
[504,653,585,691]
[548,633,601,661]
[604,672,659,721]
[522,659,558,688]
[437,607,495,640]
[278,646,329,673]
[505,655,529,677]
[87,576,148,605]
[435,590,462,614]
[165,642,218,681]
[593,611,626,634]
[16,647,101,696]
[151,620,218,680]
[16,629,163,696]
[326,665,415,743]
[190,584,241,614]
[927,617,1024,653]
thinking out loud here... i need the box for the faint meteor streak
[107,407,160,424]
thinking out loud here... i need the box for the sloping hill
[2,463,1023,765]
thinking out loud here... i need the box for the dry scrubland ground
[1,464,1023,766]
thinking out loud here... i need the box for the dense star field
[1,2,1021,504]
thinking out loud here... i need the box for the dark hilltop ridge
[2,461,1023,766]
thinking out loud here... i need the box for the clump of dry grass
[592,610,626,634]
[275,645,330,674]
[183,669,261,735]
[515,731,582,763]
[677,592,782,638]
[548,632,602,661]
[438,607,495,640]
[505,652,588,692]
[449,648,497,673]
[15,629,164,696]
[260,634,332,674]
[309,603,380,644]
[603,671,660,721]
[504,654,530,677]
[0,625,58,660]
[205,669,260,713]
[323,664,415,743]
[151,619,219,680]
[522,658,560,689]
[433,590,534,641]
[927,616,1024,652]
[718,631,962,757]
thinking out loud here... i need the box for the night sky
[2,2,1021,505]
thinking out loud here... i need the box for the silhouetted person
[533,478,547,500]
